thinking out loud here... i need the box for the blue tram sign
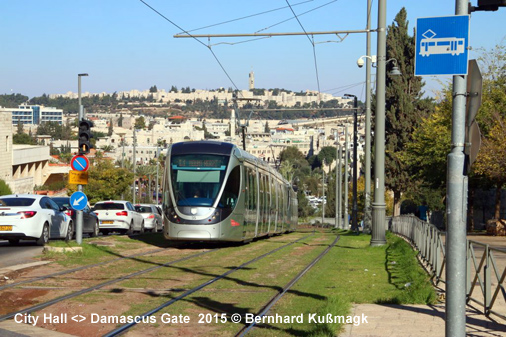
[415,15,470,76]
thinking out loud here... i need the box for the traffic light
[78,119,94,154]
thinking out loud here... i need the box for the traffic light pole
[76,74,87,244]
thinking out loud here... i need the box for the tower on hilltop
[249,70,254,90]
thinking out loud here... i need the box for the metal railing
[390,215,506,321]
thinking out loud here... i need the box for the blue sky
[1,0,505,102]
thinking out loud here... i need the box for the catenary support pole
[371,0,387,246]
[344,128,349,229]
[364,0,373,234]
[446,1,468,336]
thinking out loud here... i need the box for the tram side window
[220,166,240,209]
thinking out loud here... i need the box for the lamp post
[344,94,359,233]
[76,73,88,245]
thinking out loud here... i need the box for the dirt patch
[0,289,50,315]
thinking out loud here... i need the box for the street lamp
[357,56,401,235]
[344,94,359,233]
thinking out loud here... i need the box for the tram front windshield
[170,154,229,207]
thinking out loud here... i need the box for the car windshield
[0,198,35,207]
[94,203,125,210]
[135,206,152,213]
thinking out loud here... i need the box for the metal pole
[322,164,325,226]
[446,2,468,335]
[132,128,137,204]
[364,0,373,234]
[337,144,342,229]
[371,0,387,246]
[76,73,87,245]
[335,144,339,228]
[352,101,358,232]
[344,128,349,229]
[156,147,160,205]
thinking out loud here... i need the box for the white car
[134,204,163,232]
[93,200,144,235]
[0,194,72,245]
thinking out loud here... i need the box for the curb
[0,261,51,276]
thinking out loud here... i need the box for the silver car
[134,204,162,232]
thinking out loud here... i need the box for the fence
[390,215,506,321]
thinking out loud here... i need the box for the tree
[13,133,36,145]
[16,122,24,135]
[135,116,146,129]
[474,114,506,219]
[380,7,434,215]
[317,146,337,172]
[108,118,113,136]
[149,85,158,93]
[279,146,305,163]
[67,159,133,204]
[118,113,123,127]
[264,121,270,133]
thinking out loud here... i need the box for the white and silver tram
[162,141,298,242]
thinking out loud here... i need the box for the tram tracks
[0,232,337,336]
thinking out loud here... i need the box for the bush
[0,179,13,196]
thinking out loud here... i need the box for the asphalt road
[0,240,44,269]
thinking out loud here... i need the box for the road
[0,240,44,269]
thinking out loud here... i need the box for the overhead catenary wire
[180,0,315,34]
[255,0,338,34]
[285,0,322,103]
[138,0,243,96]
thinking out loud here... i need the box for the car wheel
[100,229,109,236]
[65,222,73,242]
[90,221,99,237]
[8,239,20,245]
[140,221,145,234]
[126,221,134,235]
[36,223,50,246]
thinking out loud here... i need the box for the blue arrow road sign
[70,191,88,211]
[415,15,469,76]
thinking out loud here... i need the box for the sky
[1,0,505,103]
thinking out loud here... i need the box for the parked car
[51,197,99,238]
[0,194,72,245]
[92,200,144,235]
[134,204,162,232]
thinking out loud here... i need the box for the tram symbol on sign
[419,29,465,57]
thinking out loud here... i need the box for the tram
[162,141,298,242]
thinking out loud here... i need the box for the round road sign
[71,155,90,172]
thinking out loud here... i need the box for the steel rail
[0,248,217,322]
[236,234,340,336]
[0,247,169,291]
[103,234,313,337]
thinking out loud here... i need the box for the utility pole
[76,73,88,245]
[322,161,325,226]
[336,143,342,229]
[132,127,137,204]
[344,128,349,229]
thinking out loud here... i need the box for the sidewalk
[342,303,506,337]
